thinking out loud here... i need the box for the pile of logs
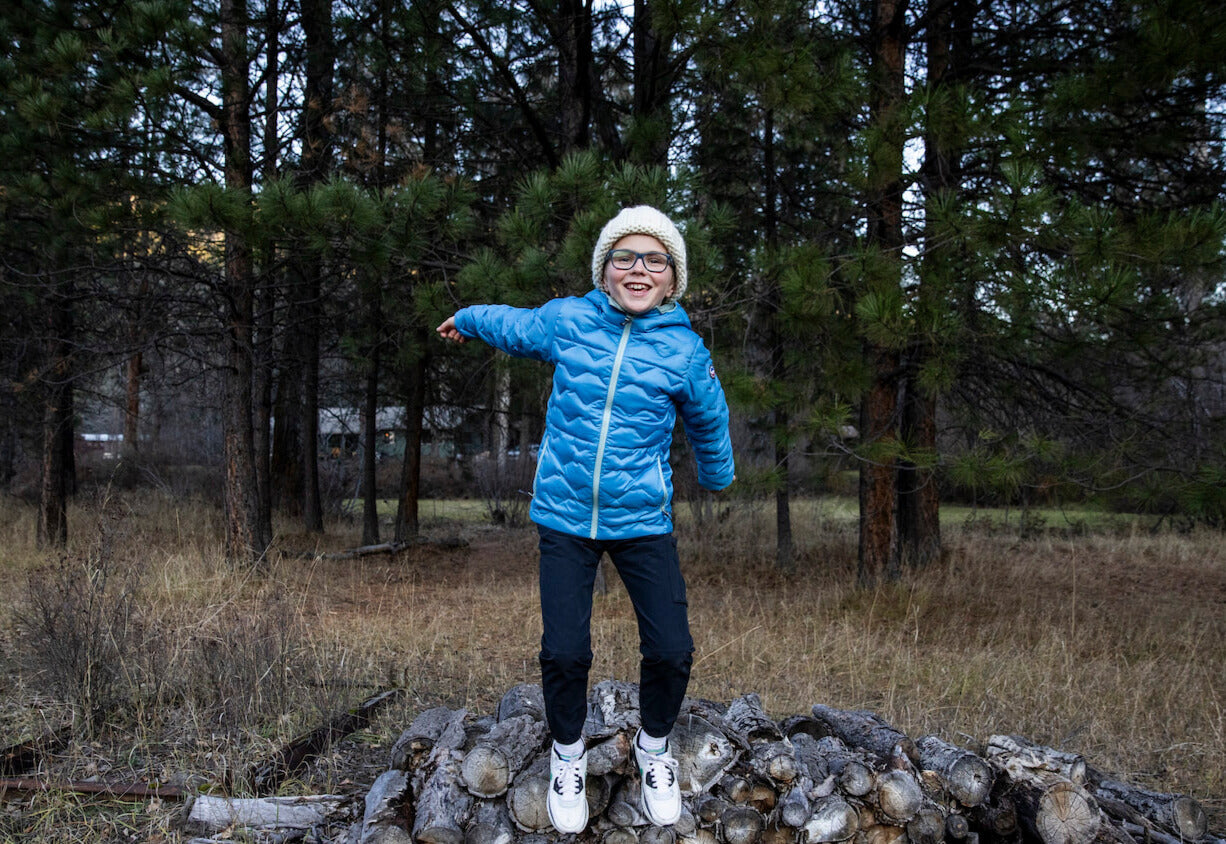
[181,681,1221,844]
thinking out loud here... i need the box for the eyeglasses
[606,248,673,273]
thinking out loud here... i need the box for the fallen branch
[245,687,403,794]
[0,777,185,801]
[183,793,350,835]
[282,535,469,561]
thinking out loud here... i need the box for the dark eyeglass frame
[605,248,674,273]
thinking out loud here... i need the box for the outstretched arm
[439,302,561,362]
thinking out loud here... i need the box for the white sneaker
[635,733,682,826]
[548,746,589,834]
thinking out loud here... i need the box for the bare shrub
[15,538,146,736]
[188,596,338,733]
[474,453,535,527]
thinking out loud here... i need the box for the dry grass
[0,490,1222,842]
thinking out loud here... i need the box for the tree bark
[1091,778,1207,842]
[985,736,1087,786]
[899,0,955,571]
[506,752,553,833]
[298,0,333,534]
[123,347,142,460]
[390,706,468,772]
[270,348,304,515]
[220,0,263,566]
[628,0,679,166]
[184,794,347,835]
[395,332,428,543]
[460,714,548,798]
[809,705,917,767]
[916,735,993,808]
[362,337,381,546]
[556,0,594,152]
[858,0,909,585]
[37,288,73,549]
[414,751,473,844]
[1006,778,1098,844]
[252,0,280,546]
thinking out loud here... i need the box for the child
[437,205,735,833]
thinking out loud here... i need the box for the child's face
[603,234,677,315]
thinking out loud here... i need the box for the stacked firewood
[346,681,1218,844]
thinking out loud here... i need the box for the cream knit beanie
[590,205,688,303]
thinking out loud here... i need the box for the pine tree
[0,0,188,545]
[689,0,862,570]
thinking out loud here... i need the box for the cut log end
[1170,796,1209,841]
[462,746,512,798]
[720,805,765,844]
[1035,782,1099,844]
[877,770,923,823]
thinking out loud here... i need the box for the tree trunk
[494,356,510,473]
[362,336,380,547]
[37,290,73,549]
[298,0,333,534]
[899,0,954,571]
[301,274,323,533]
[220,0,263,566]
[252,0,279,548]
[270,345,304,515]
[628,0,678,166]
[985,735,1087,786]
[0,354,18,488]
[858,0,908,585]
[123,348,142,461]
[395,332,428,543]
[506,752,553,833]
[897,381,940,569]
[556,0,594,153]
[805,795,860,843]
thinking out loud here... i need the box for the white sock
[637,730,667,754]
[554,738,585,759]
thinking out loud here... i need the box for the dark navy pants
[537,525,694,744]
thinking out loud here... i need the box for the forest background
[2,0,1225,573]
[1,1,1226,841]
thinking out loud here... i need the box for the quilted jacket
[454,290,735,539]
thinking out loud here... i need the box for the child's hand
[436,315,467,343]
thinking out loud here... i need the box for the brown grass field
[0,491,1222,842]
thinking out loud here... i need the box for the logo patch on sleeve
[708,364,717,379]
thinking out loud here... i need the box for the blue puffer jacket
[454,290,735,540]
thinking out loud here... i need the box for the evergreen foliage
[1,0,1224,553]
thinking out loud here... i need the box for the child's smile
[605,234,676,315]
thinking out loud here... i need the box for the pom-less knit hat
[591,205,688,303]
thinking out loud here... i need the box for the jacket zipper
[590,317,633,539]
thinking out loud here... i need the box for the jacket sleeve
[678,338,736,491]
[452,300,561,362]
